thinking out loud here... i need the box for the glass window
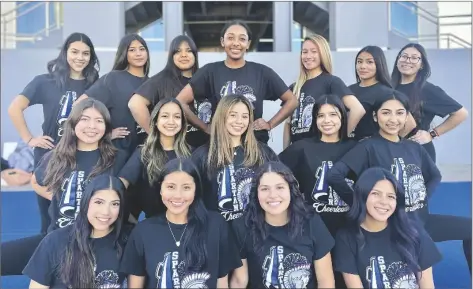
[16,1,56,48]
[292,21,303,52]
[390,1,419,37]
[139,18,165,51]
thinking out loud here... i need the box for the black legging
[424,214,472,274]
[1,234,44,276]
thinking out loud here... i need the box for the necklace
[166,218,188,247]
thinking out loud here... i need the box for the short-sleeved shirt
[21,74,88,166]
[279,138,357,236]
[232,214,335,288]
[84,70,148,154]
[189,61,289,144]
[288,73,353,143]
[191,143,279,222]
[120,212,242,288]
[334,224,442,289]
[23,226,128,288]
[34,149,128,232]
[349,82,394,140]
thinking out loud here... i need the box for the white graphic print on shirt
[391,158,427,212]
[365,256,418,289]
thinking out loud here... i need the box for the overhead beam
[200,2,207,15]
[246,2,253,16]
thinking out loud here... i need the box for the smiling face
[374,99,408,137]
[221,24,251,61]
[225,102,250,138]
[156,102,183,137]
[301,40,321,71]
[396,47,423,78]
[67,41,91,75]
[356,51,377,82]
[316,104,342,139]
[127,40,148,68]
[74,107,106,148]
[258,172,291,217]
[365,179,397,223]
[161,171,196,217]
[87,189,121,236]
[173,41,195,71]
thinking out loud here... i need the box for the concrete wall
[417,2,440,49]
[1,49,471,167]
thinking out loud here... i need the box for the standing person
[191,94,279,223]
[7,32,100,234]
[392,43,468,163]
[230,161,335,289]
[334,167,441,289]
[349,45,416,140]
[23,175,131,289]
[76,34,150,156]
[327,92,472,274]
[1,98,128,277]
[176,20,298,144]
[283,34,365,148]
[279,94,357,237]
[119,98,192,219]
[128,35,210,149]
[120,158,242,288]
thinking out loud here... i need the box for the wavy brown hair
[43,98,116,195]
[207,94,264,175]
[141,97,191,184]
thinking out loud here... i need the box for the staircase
[293,1,329,40]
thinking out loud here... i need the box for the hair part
[311,94,349,141]
[43,98,116,195]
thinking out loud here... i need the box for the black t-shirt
[118,146,178,218]
[334,224,442,289]
[288,73,353,143]
[34,149,128,233]
[336,133,440,223]
[279,138,357,236]
[120,212,242,288]
[23,226,128,289]
[349,83,394,140]
[191,143,279,222]
[396,81,463,133]
[135,73,210,149]
[189,61,289,144]
[21,74,88,166]
[232,214,335,289]
[84,70,148,154]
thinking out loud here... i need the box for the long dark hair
[47,32,100,91]
[391,43,431,120]
[158,158,208,271]
[311,94,349,141]
[348,167,422,282]
[355,45,392,88]
[58,175,126,288]
[112,34,150,77]
[141,97,191,184]
[245,161,312,254]
[152,35,198,105]
[43,98,117,195]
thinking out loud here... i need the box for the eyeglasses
[398,54,422,64]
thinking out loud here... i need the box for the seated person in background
[1,141,34,187]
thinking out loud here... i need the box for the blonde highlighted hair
[207,94,264,174]
[293,34,333,99]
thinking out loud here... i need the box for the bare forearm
[268,99,297,129]
[346,104,365,135]
[8,106,33,143]
[434,108,468,136]
[183,104,208,132]
[283,121,291,149]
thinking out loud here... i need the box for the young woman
[191,94,279,222]
[230,161,335,289]
[1,98,128,277]
[279,94,357,237]
[120,158,242,288]
[176,20,298,144]
[334,167,441,289]
[128,35,209,148]
[283,34,365,148]
[119,98,192,220]
[23,175,131,289]
[8,32,100,234]
[392,43,468,163]
[327,92,472,274]
[349,45,416,140]
[76,33,150,156]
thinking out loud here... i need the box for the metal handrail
[388,1,471,49]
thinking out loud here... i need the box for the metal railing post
[45,2,50,36]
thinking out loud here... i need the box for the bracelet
[26,137,33,144]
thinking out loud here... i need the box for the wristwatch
[429,129,439,139]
